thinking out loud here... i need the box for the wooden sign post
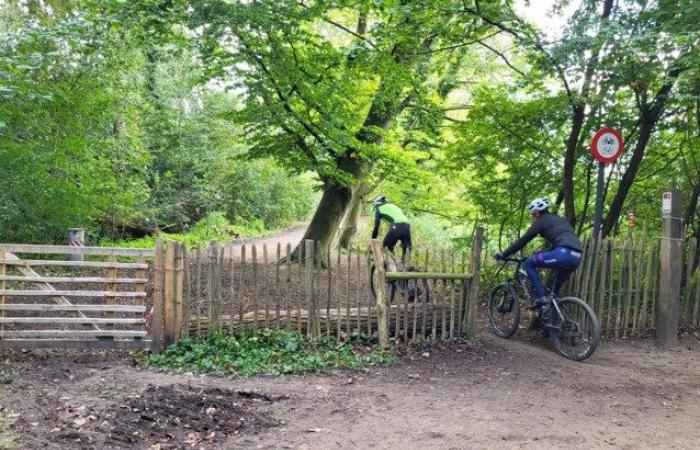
[657,190,682,348]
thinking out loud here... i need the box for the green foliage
[145,329,395,377]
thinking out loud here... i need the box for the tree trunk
[298,182,353,259]
[338,181,374,249]
[601,67,683,237]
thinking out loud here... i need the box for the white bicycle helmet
[527,197,551,213]
[373,195,387,206]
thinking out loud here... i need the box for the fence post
[464,226,484,333]
[657,189,682,348]
[67,228,85,261]
[174,243,184,341]
[151,239,165,353]
[163,241,176,347]
[304,240,319,337]
[208,241,220,335]
[371,240,389,348]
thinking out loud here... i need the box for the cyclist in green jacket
[371,195,411,260]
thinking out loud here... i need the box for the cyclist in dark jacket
[371,195,411,260]
[495,198,583,309]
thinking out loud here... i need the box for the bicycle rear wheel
[548,297,600,361]
[488,283,520,338]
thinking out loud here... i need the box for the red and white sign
[591,127,624,164]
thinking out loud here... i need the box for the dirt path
[222,225,308,261]
[2,331,700,449]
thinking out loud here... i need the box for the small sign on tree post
[590,128,624,240]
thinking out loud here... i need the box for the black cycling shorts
[383,223,411,255]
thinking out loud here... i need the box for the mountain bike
[487,256,600,361]
[369,252,430,305]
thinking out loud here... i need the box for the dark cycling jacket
[502,213,582,257]
[371,203,409,239]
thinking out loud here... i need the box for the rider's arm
[371,209,381,239]
[502,220,544,257]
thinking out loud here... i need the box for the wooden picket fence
[150,228,485,352]
[564,236,699,338]
[0,244,153,350]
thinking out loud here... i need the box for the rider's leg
[525,247,579,307]
[551,253,582,295]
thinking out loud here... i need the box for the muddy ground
[2,327,700,450]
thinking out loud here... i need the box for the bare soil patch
[2,330,700,449]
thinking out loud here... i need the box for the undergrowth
[145,329,395,377]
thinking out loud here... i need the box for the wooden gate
[0,244,154,350]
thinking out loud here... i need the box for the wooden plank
[195,248,203,339]
[277,243,282,328]
[366,250,373,338]
[604,240,616,337]
[692,269,700,327]
[252,244,259,330]
[465,226,484,333]
[0,275,148,283]
[449,252,456,339]
[346,248,351,335]
[3,253,102,331]
[0,339,152,350]
[182,247,191,339]
[263,243,270,328]
[135,254,147,339]
[106,253,117,331]
[0,330,147,339]
[336,246,342,336]
[411,248,420,339]
[151,239,165,353]
[207,241,216,335]
[422,249,430,338]
[457,251,466,337]
[0,304,146,312]
[356,246,362,336]
[240,245,247,332]
[622,240,635,338]
[596,240,610,332]
[325,244,331,336]
[440,250,446,340]
[370,240,389,348]
[174,243,185,341]
[613,241,626,337]
[0,244,154,257]
[163,241,176,346]
[683,238,697,320]
[638,243,654,335]
[305,240,319,337]
[285,243,292,331]
[630,240,646,336]
[0,290,146,297]
[0,317,146,325]
[0,260,148,269]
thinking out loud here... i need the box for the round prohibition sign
[591,127,624,164]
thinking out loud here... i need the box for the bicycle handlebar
[496,256,527,263]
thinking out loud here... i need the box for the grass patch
[145,329,395,377]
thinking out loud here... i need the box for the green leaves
[145,329,395,376]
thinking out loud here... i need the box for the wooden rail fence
[150,227,485,352]
[0,244,154,350]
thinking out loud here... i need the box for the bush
[145,329,395,377]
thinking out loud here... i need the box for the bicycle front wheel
[548,297,600,361]
[488,283,520,338]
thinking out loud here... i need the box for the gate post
[657,190,682,348]
[0,250,4,339]
[371,240,389,348]
[151,239,165,353]
[67,228,85,261]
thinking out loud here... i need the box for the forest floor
[2,327,700,450]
